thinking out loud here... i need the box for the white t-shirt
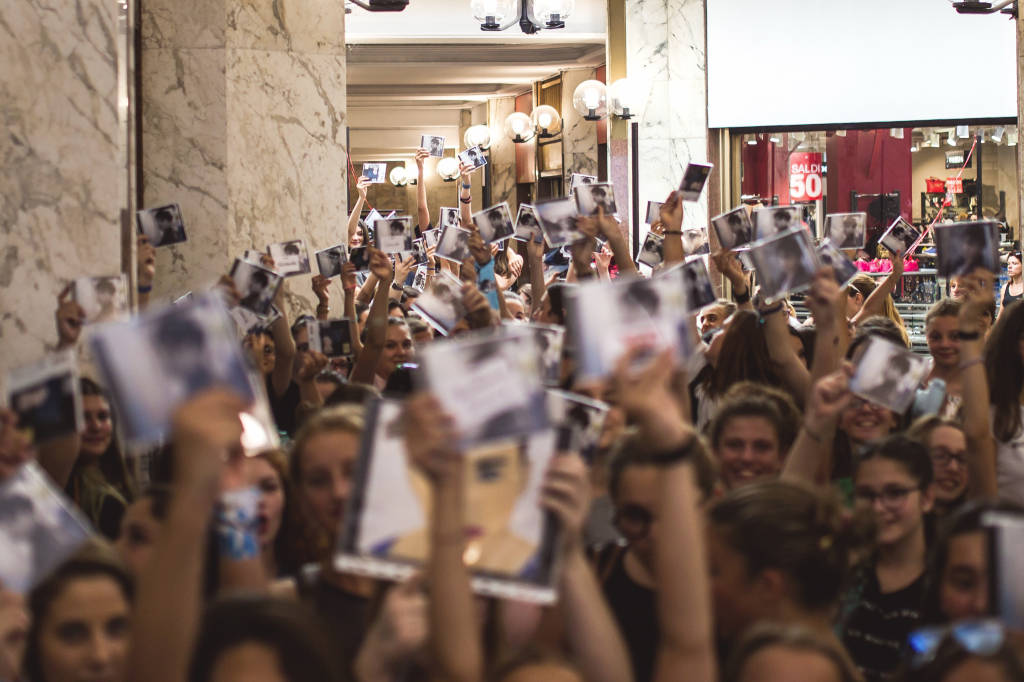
[995,405,1024,504]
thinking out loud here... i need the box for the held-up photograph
[136,203,187,247]
[474,202,516,244]
[711,206,754,251]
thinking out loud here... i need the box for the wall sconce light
[532,0,574,28]
[745,134,759,146]
[470,0,518,30]
[608,78,642,119]
[572,80,607,121]
[437,157,460,182]
[504,112,536,143]
[463,124,493,151]
[768,133,781,144]
[991,126,1006,143]
[389,166,408,186]
[531,105,562,137]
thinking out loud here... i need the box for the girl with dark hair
[244,449,290,579]
[839,435,935,682]
[997,251,1022,317]
[985,299,1024,503]
[24,541,133,682]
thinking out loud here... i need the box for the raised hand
[215,275,242,308]
[466,227,492,267]
[138,233,157,288]
[403,393,461,482]
[394,255,417,285]
[55,284,85,349]
[357,175,371,197]
[170,389,248,503]
[297,350,329,382]
[458,161,474,181]
[311,275,330,304]
[540,453,591,552]
[0,410,33,482]
[356,574,428,678]
[657,191,683,233]
[462,283,494,329]
[415,148,430,168]
[594,244,613,274]
[340,262,358,291]
[369,247,394,282]
[804,267,841,329]
[805,364,855,433]
[711,250,747,291]
[888,247,905,278]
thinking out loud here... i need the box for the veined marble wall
[141,0,347,316]
[487,97,518,213]
[0,0,122,373]
[561,68,600,187]
[626,0,708,232]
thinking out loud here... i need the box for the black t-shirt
[594,543,658,682]
[840,565,926,682]
[267,376,301,437]
[296,565,371,681]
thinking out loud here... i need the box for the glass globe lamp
[572,80,607,121]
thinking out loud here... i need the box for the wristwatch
[390,282,404,292]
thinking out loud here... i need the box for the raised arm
[266,279,297,398]
[415,149,431,232]
[658,191,686,267]
[758,296,810,404]
[541,453,634,682]
[458,162,474,229]
[782,365,853,485]
[596,207,637,277]
[613,348,715,682]
[349,249,393,385]
[340,263,364,358]
[526,237,547,319]
[348,176,370,244]
[957,271,999,498]
[804,268,848,390]
[711,250,753,312]
[128,390,247,682]
[404,393,483,682]
[851,248,903,326]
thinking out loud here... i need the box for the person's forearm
[607,234,637,277]
[662,232,684,266]
[808,317,844,395]
[348,195,366,243]
[782,419,836,485]
[762,309,810,404]
[959,339,998,498]
[653,462,716,682]
[458,179,473,227]
[356,273,379,306]
[852,272,898,326]
[417,168,430,231]
[559,548,635,682]
[128,488,213,682]
[349,278,390,384]
[35,434,79,489]
[727,274,754,312]
[269,315,296,397]
[344,289,363,357]
[428,477,482,682]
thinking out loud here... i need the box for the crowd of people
[2,142,1024,682]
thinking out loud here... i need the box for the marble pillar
[0,0,122,373]
[561,68,600,187]
[626,0,708,232]
[487,97,518,212]
[141,0,347,316]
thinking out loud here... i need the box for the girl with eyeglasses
[839,435,936,682]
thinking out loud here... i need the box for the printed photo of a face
[318,320,353,359]
[524,324,564,386]
[269,239,311,277]
[436,226,472,264]
[376,217,413,254]
[440,207,460,231]
[645,201,663,225]
[637,232,664,268]
[74,276,128,325]
[825,213,867,250]
[534,197,581,248]
[422,135,445,158]
[850,336,928,414]
[680,259,715,312]
[754,205,802,241]
[546,389,609,464]
[681,228,710,256]
[679,162,713,201]
[570,173,597,192]
[9,372,78,444]
[935,221,1000,278]
[575,183,617,217]
[137,203,187,247]
[712,207,754,251]
[879,217,922,256]
[230,260,281,316]
[412,275,467,335]
[749,229,818,301]
[817,240,859,287]
[514,205,542,243]
[362,163,387,183]
[459,146,487,171]
[348,246,371,273]
[316,245,347,279]
[474,203,515,244]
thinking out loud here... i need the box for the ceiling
[345,0,608,162]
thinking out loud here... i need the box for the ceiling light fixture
[437,157,460,182]
[530,105,562,137]
[504,112,536,143]
[768,133,781,144]
[463,125,493,151]
[470,0,573,34]
[572,80,608,121]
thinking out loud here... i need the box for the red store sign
[790,152,823,202]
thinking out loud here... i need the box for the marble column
[0,0,122,373]
[561,68,600,187]
[141,0,347,315]
[487,97,518,212]
[626,0,708,233]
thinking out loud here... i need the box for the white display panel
[707,0,1017,128]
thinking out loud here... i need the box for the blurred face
[245,457,285,550]
[949,276,965,300]
[533,293,557,324]
[115,498,160,578]
[37,576,130,682]
[846,290,864,318]
[293,325,310,354]
[297,430,360,535]
[247,333,276,375]
[838,397,899,445]
[928,425,969,504]
[700,305,728,336]
[80,395,113,461]
[464,443,526,539]
[939,530,989,621]
[738,646,845,682]
[208,642,286,682]
[351,226,364,248]
[412,327,434,346]
[927,315,961,370]
[613,465,660,563]
[715,416,782,490]
[506,298,527,322]
[853,457,932,547]
[943,658,1017,682]
[377,325,414,379]
[1008,256,1022,279]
